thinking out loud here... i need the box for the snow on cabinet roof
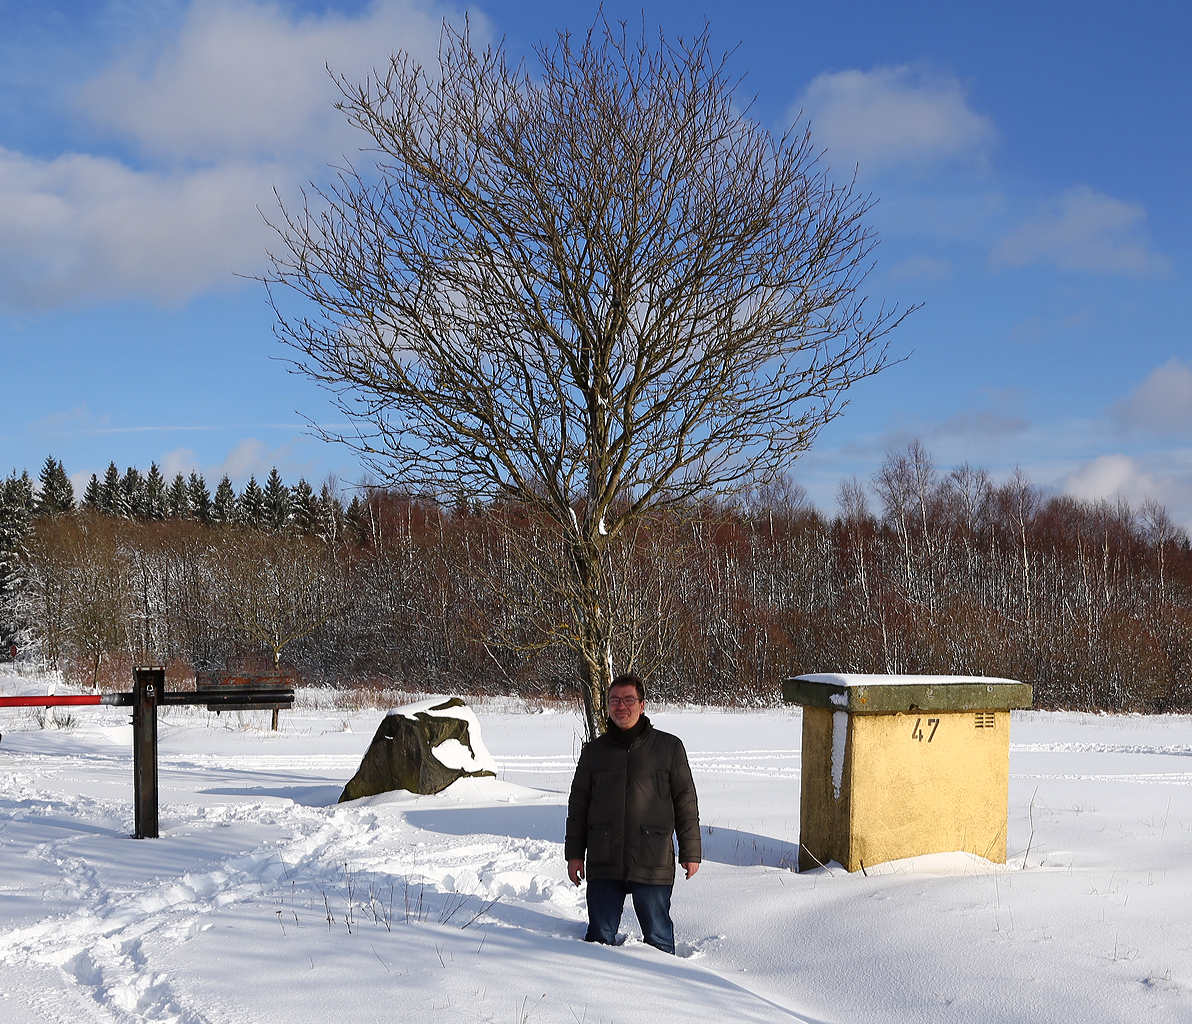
[796,673,1022,687]
[785,674,1033,713]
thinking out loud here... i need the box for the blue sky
[2,0,1190,525]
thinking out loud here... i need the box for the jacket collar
[604,714,651,748]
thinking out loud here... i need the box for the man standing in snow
[565,673,701,954]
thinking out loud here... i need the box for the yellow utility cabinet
[784,674,1033,873]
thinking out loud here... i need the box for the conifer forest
[2,444,1190,710]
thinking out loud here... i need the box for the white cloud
[884,255,953,283]
[992,185,1167,275]
[0,146,278,305]
[792,69,1168,284]
[0,0,470,309]
[1062,453,1153,501]
[929,406,1029,444]
[161,447,201,479]
[208,435,318,486]
[796,66,995,172]
[29,403,107,438]
[1112,358,1192,437]
[216,437,272,480]
[79,0,450,164]
[1061,453,1192,530]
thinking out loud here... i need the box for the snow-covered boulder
[339,697,497,801]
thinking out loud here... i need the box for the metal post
[132,666,162,839]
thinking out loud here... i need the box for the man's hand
[682,862,700,879]
[568,859,585,886]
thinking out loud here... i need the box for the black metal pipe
[161,691,294,706]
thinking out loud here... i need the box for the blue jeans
[584,878,675,954]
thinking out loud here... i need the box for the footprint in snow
[676,935,725,959]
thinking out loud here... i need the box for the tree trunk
[578,639,612,742]
[570,537,614,742]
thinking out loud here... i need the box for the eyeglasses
[609,696,641,707]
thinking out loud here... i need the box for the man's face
[608,684,643,730]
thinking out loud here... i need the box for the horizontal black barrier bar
[162,691,294,706]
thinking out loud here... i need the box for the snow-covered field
[1,670,1190,1023]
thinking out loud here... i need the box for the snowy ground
[0,671,1190,1023]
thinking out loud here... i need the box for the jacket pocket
[592,769,616,804]
[655,769,670,799]
[640,824,675,869]
[587,825,614,864]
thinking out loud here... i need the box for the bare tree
[215,529,350,670]
[26,515,132,688]
[995,468,1040,627]
[1141,496,1180,606]
[837,476,872,609]
[873,440,938,612]
[266,18,907,738]
[67,536,131,691]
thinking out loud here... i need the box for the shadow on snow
[405,805,799,868]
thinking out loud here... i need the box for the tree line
[27,456,371,533]
[2,444,1191,710]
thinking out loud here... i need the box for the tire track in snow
[1012,772,1192,785]
[1011,742,1192,756]
[497,750,803,780]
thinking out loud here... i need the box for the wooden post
[132,666,162,839]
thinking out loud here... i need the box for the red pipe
[0,695,104,707]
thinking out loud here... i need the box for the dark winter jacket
[564,716,701,885]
